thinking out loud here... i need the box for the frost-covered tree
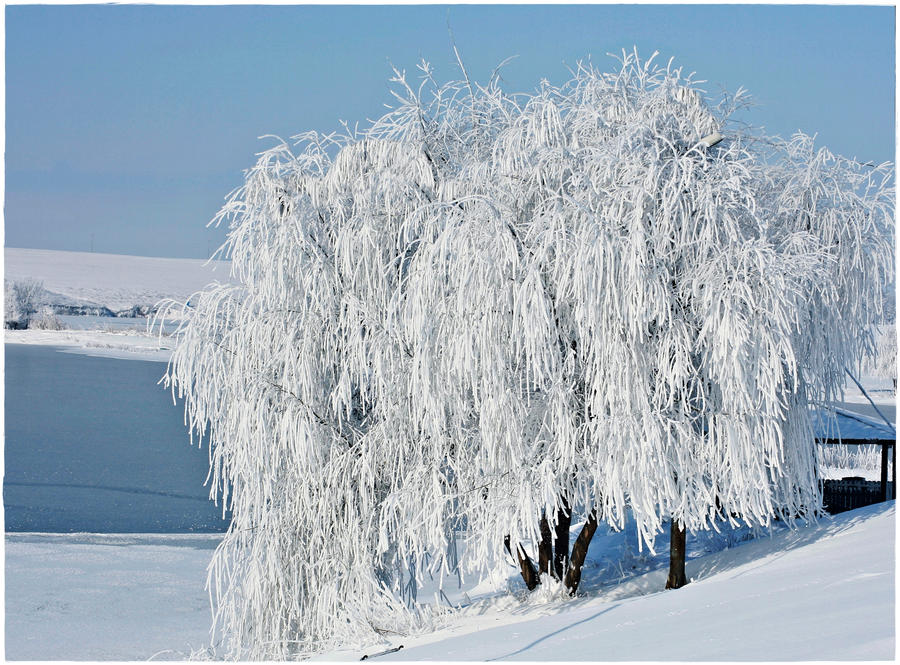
[5,279,45,329]
[162,51,893,657]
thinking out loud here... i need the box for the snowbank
[5,329,173,361]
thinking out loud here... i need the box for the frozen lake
[55,314,181,335]
[4,343,229,532]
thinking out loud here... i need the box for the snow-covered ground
[377,503,895,662]
[4,328,174,361]
[5,533,220,660]
[5,503,894,660]
[5,247,232,312]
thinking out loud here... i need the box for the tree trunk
[553,497,571,580]
[504,535,540,590]
[563,511,598,594]
[538,514,553,577]
[665,519,688,589]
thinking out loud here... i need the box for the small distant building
[811,405,896,513]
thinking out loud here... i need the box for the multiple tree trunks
[506,501,598,595]
[511,510,691,594]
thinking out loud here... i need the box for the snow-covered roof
[811,405,896,443]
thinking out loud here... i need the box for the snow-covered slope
[355,503,895,661]
[4,247,232,311]
[377,505,894,661]
[6,503,894,660]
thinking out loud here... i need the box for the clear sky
[5,3,895,259]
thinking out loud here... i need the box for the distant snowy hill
[4,247,232,312]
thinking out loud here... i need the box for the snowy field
[5,533,220,660]
[6,503,894,660]
[4,247,232,312]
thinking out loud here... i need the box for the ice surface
[4,344,229,532]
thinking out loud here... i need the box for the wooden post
[892,443,896,501]
[880,443,889,502]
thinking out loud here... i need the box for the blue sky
[5,4,895,259]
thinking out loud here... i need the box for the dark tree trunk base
[563,511,598,594]
[666,519,688,590]
[506,501,599,595]
[505,535,540,590]
[553,498,572,581]
[538,514,553,577]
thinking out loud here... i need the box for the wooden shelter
[812,405,896,503]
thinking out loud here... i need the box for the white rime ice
[161,51,894,658]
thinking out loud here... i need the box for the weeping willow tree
[162,50,893,658]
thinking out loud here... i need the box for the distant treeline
[51,303,159,318]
